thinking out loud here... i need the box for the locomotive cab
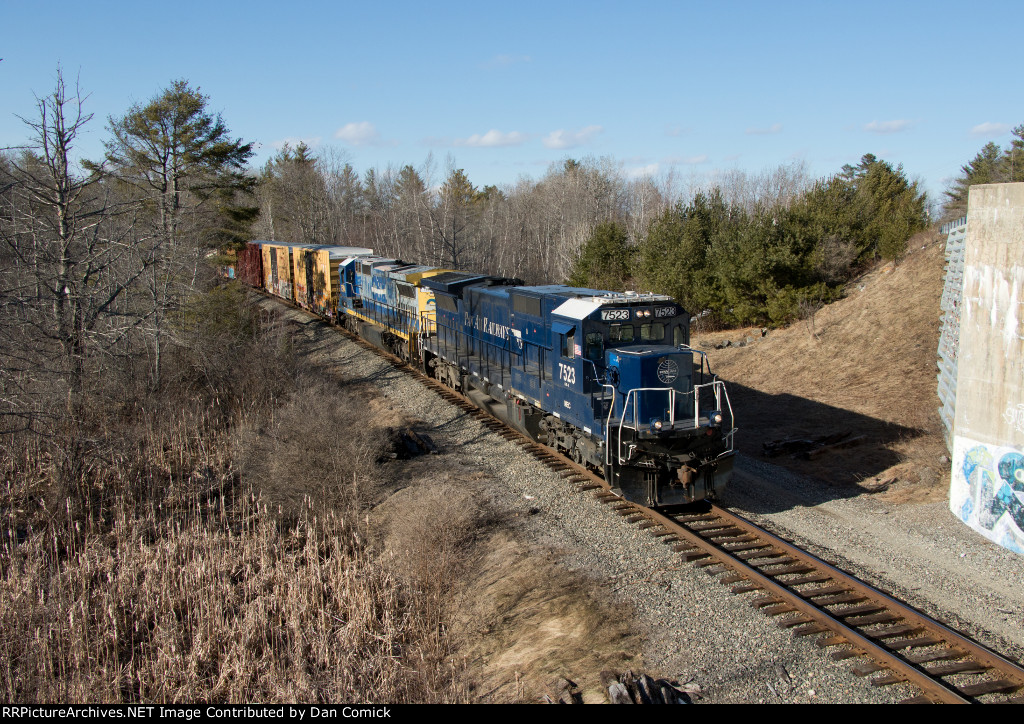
[548,294,735,507]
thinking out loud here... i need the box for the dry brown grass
[369,473,637,703]
[233,377,391,520]
[0,491,465,703]
[0,289,468,704]
[695,228,950,497]
[371,481,487,666]
[449,528,637,703]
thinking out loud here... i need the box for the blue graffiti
[964,446,1024,534]
[960,495,974,523]
[998,453,1024,492]
[962,446,993,489]
[999,529,1024,555]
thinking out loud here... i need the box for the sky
[2,0,1021,212]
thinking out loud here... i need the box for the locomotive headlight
[709,410,723,425]
[653,420,663,430]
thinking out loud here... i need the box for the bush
[234,378,390,520]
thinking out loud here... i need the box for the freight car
[256,241,372,314]
[239,240,735,507]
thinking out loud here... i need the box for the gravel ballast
[729,457,1024,665]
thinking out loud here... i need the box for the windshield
[609,323,665,344]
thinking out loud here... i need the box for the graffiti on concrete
[952,437,1024,554]
[1005,403,1024,435]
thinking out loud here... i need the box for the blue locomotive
[242,240,735,507]
[417,273,735,506]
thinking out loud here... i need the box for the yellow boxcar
[292,245,372,317]
[259,242,296,301]
[255,241,371,309]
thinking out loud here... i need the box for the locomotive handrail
[678,344,711,384]
[612,380,735,464]
[695,379,736,453]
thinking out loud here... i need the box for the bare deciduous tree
[0,70,155,509]
[1,71,146,423]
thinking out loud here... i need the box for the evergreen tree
[94,79,255,387]
[1007,125,1024,182]
[568,220,631,290]
[97,79,255,246]
[944,142,1004,218]
[850,155,927,261]
[634,190,726,312]
[800,154,925,263]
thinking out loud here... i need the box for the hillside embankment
[693,228,950,503]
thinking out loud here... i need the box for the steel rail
[647,507,974,703]
[705,505,1024,694]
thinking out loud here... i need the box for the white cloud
[542,125,604,149]
[971,122,1011,137]
[454,129,528,147]
[665,125,692,137]
[272,136,322,150]
[627,163,660,178]
[663,154,709,165]
[334,121,380,146]
[863,119,913,134]
[745,123,782,135]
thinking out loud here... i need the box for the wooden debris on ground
[800,434,866,460]
[599,669,695,704]
[541,677,583,704]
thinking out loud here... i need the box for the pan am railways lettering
[463,313,515,344]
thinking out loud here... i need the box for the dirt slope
[693,228,950,501]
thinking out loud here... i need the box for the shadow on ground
[724,380,929,493]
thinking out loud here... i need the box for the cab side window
[585,332,603,362]
[639,323,665,342]
[561,331,575,358]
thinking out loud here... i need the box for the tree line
[572,154,929,326]
[5,70,1016,437]
[257,141,929,327]
[0,71,254,510]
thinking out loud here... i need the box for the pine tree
[98,79,255,245]
[95,79,255,387]
[568,221,631,290]
[944,142,1005,218]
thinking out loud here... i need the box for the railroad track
[278,296,1024,704]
